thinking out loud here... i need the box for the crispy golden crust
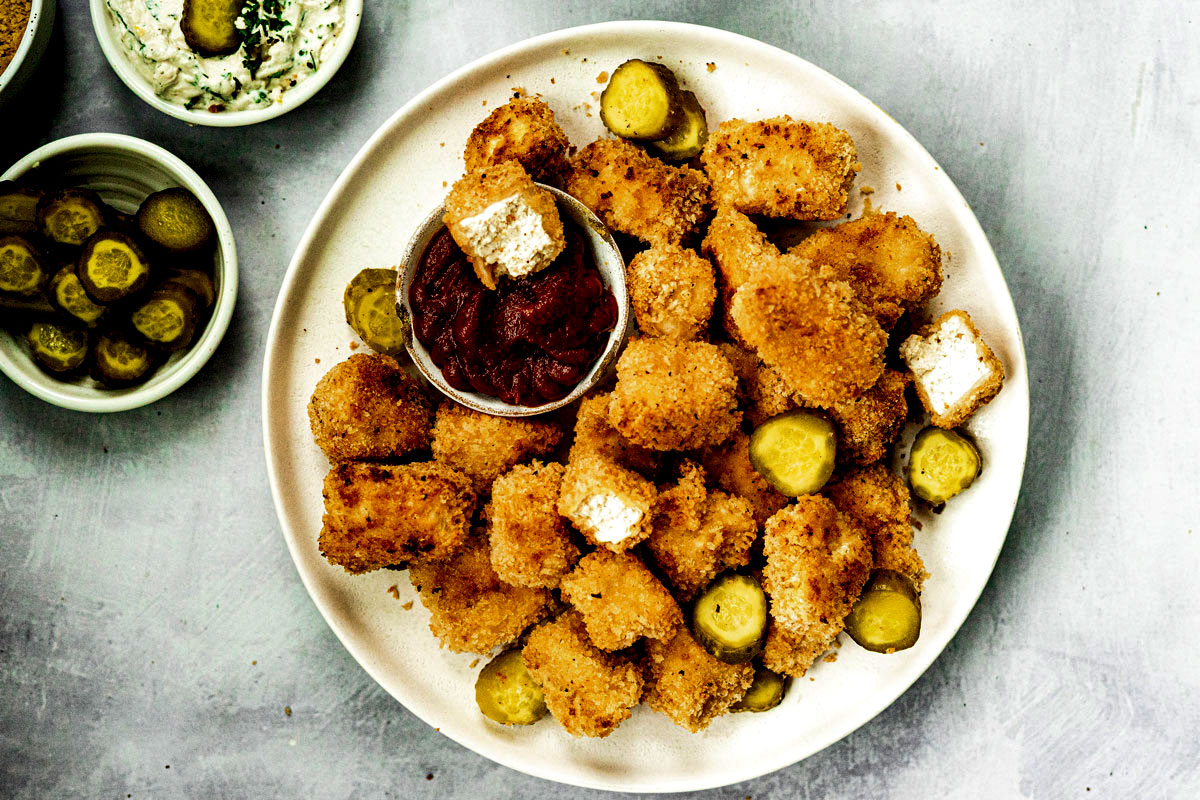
[700,116,860,220]
[557,451,657,551]
[464,96,571,185]
[761,619,836,679]
[307,353,432,463]
[319,461,475,573]
[900,309,1006,428]
[431,401,563,495]
[701,206,780,344]
[608,338,741,451]
[790,210,943,327]
[566,138,711,245]
[698,430,788,527]
[560,550,683,650]
[627,243,716,341]
[718,342,803,427]
[643,627,755,732]
[568,392,659,476]
[487,461,579,589]
[409,534,552,654]
[522,610,644,738]
[730,256,887,407]
[828,369,910,465]
[826,464,926,589]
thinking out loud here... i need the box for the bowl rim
[88,0,363,127]
[0,0,52,98]
[398,183,629,417]
[0,132,239,413]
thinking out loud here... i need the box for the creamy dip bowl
[90,0,362,126]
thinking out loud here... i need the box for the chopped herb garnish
[239,0,292,75]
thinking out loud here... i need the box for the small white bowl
[0,132,238,412]
[398,185,629,417]
[0,0,56,106]
[89,0,362,127]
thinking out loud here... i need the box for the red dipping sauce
[409,220,619,407]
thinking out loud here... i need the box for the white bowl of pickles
[0,132,237,412]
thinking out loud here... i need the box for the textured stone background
[2,1,1197,798]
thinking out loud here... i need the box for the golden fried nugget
[568,392,659,476]
[409,534,553,654]
[522,610,644,738]
[319,461,475,573]
[464,96,571,185]
[560,550,682,650]
[557,451,657,551]
[307,353,432,463]
[608,338,741,451]
[698,430,788,527]
[627,243,716,341]
[431,401,563,494]
[487,461,579,589]
[790,210,943,327]
[700,116,860,220]
[644,627,755,732]
[899,309,1005,428]
[826,463,926,589]
[718,342,803,426]
[701,205,779,290]
[761,619,835,679]
[566,138,710,245]
[827,369,910,464]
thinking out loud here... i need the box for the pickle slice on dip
[181,0,243,57]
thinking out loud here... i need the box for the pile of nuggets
[308,93,952,738]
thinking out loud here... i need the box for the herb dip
[104,0,344,112]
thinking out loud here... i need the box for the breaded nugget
[608,338,741,451]
[319,461,475,573]
[557,451,657,551]
[560,550,682,650]
[568,392,659,476]
[409,534,552,654]
[730,255,887,407]
[790,210,943,327]
[522,610,644,738]
[487,460,579,589]
[761,619,834,679]
[644,627,755,732]
[627,242,716,341]
[899,309,1005,428]
[431,401,563,494]
[826,464,926,589]
[464,96,571,185]
[698,430,788,527]
[307,353,432,462]
[828,369,910,464]
[702,206,780,343]
[566,138,711,245]
[700,116,860,220]
[718,342,802,426]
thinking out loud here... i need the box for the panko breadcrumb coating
[307,353,432,462]
[899,309,1005,428]
[487,461,579,589]
[644,627,755,732]
[319,461,475,573]
[701,206,780,344]
[569,392,659,477]
[761,619,835,679]
[409,534,552,654]
[557,452,657,551]
[790,210,943,328]
[608,338,741,451]
[700,116,860,220]
[463,96,571,185]
[627,243,716,341]
[560,550,682,650]
[522,610,644,738]
[826,464,926,589]
[828,369,910,464]
[699,430,788,527]
[718,342,802,426]
[566,138,711,245]
[431,401,563,494]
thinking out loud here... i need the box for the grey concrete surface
[2,1,1198,798]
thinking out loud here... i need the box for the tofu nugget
[307,353,432,462]
[718,342,802,427]
[319,461,475,573]
[701,205,779,291]
[701,116,860,220]
[899,309,1005,428]
[761,619,835,679]
[560,550,682,650]
[432,401,563,494]
[827,369,911,465]
[627,243,716,341]
[569,392,659,477]
[699,430,788,527]
[464,96,571,185]
[608,338,741,451]
[558,451,657,551]
[409,534,552,654]
[644,627,755,732]
[487,461,579,589]
[826,464,926,589]
[522,610,644,738]
[566,138,710,245]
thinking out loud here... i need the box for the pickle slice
[732,666,787,712]
[131,284,200,351]
[844,569,922,654]
[691,572,769,664]
[648,91,709,161]
[908,426,981,505]
[27,321,88,374]
[343,268,408,357]
[77,231,152,303]
[600,59,684,141]
[0,235,49,297]
[475,649,547,726]
[90,330,157,387]
[180,0,242,57]
[37,189,107,248]
[163,269,216,310]
[748,410,837,496]
[48,266,107,327]
[0,182,43,236]
[136,188,216,256]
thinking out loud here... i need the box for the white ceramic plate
[263,21,1029,793]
